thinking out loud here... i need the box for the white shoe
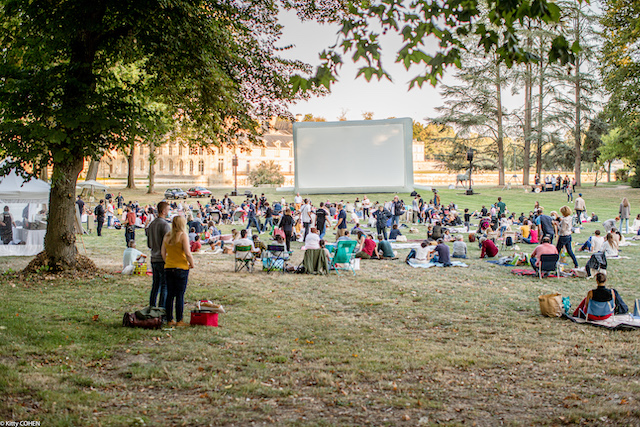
[212,248,223,255]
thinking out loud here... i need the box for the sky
[277,10,451,124]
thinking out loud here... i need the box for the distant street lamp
[232,154,238,196]
[466,149,474,195]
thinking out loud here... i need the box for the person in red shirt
[479,236,499,258]
[529,236,558,272]
[190,235,202,253]
[355,234,380,259]
[124,206,137,245]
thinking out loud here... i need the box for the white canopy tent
[0,169,50,256]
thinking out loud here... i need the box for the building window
[190,146,198,156]
[261,147,266,156]
[159,159,163,171]
[139,144,144,155]
[109,164,113,174]
[218,158,224,173]
[289,162,292,173]
[179,160,184,172]
[168,145,173,156]
[140,159,144,171]
[189,160,194,173]
[276,146,281,157]
[198,160,204,174]
[179,145,183,155]
[199,147,204,155]
[157,146,162,155]
[169,159,173,171]
[246,161,250,172]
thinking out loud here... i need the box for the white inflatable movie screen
[293,118,414,194]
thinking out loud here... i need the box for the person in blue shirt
[389,224,402,240]
[334,203,348,241]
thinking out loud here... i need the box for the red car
[187,187,212,198]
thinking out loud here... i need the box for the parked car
[164,188,188,199]
[186,186,212,198]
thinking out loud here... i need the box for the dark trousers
[165,268,189,323]
[125,227,135,244]
[363,208,369,219]
[246,216,261,231]
[283,229,292,252]
[557,235,578,268]
[303,222,311,240]
[150,261,167,308]
[376,225,388,240]
[96,219,104,236]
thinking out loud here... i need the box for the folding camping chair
[580,298,615,321]
[486,230,499,243]
[234,245,255,272]
[329,240,357,276]
[538,254,560,279]
[302,248,329,275]
[263,244,288,273]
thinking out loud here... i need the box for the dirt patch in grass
[22,251,103,277]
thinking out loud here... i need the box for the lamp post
[232,154,238,196]
[466,148,474,195]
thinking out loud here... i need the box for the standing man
[147,201,171,308]
[536,208,557,243]
[115,192,124,210]
[94,199,106,237]
[294,193,303,211]
[76,195,85,215]
[391,196,403,226]
[334,203,348,241]
[412,194,420,224]
[496,197,506,217]
[574,193,586,226]
[362,196,371,220]
[245,200,261,233]
[0,206,15,244]
[124,206,137,244]
[300,198,312,240]
[315,202,329,239]
[373,205,391,240]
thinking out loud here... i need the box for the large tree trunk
[44,155,85,270]
[607,161,611,182]
[573,6,582,187]
[148,139,155,194]
[536,54,544,177]
[126,141,136,189]
[496,62,505,186]
[523,37,532,185]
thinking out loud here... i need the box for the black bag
[122,312,162,329]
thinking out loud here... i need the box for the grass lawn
[1,183,640,426]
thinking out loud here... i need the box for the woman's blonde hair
[623,197,630,207]
[560,206,572,217]
[167,215,186,245]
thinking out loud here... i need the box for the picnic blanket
[391,242,423,249]
[562,313,640,330]
[575,255,630,260]
[407,259,468,268]
[511,268,577,278]
[487,260,517,267]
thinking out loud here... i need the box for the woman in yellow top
[161,215,195,327]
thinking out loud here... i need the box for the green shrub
[248,160,285,186]
[615,167,629,182]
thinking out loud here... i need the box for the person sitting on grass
[377,236,397,259]
[355,234,380,259]
[522,222,538,244]
[189,235,202,253]
[122,240,147,274]
[602,232,619,257]
[411,240,433,263]
[428,238,452,266]
[452,235,467,259]
[319,239,332,264]
[573,272,628,320]
[389,224,402,240]
[579,229,604,253]
[337,230,353,242]
[529,236,558,274]
[479,236,499,258]
[591,212,599,222]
